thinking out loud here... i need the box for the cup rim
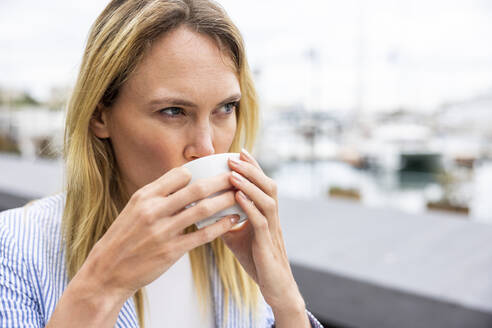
[182,152,240,168]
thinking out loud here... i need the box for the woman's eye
[158,101,238,118]
[159,107,184,118]
[220,101,239,115]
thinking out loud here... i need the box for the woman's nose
[184,125,215,160]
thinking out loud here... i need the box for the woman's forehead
[123,26,239,101]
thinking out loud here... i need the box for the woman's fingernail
[238,190,250,200]
[231,171,244,181]
[229,158,241,166]
[241,148,253,160]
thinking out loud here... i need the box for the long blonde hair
[62,0,260,326]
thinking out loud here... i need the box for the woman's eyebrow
[147,93,241,109]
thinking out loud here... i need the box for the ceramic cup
[181,153,247,229]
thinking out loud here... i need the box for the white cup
[181,153,248,229]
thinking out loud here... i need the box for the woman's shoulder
[0,192,68,326]
[0,192,66,259]
[0,192,66,229]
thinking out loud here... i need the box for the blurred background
[1,0,492,327]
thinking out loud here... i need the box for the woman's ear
[90,104,111,139]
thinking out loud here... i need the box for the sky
[1,0,492,113]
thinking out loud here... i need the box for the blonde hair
[62,0,260,327]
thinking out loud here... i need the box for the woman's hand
[221,149,307,315]
[80,166,239,302]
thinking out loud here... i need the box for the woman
[0,0,323,327]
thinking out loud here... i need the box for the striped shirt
[0,193,323,327]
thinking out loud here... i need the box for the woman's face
[91,26,240,196]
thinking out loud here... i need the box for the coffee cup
[181,153,248,229]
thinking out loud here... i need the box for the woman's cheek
[216,117,237,150]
